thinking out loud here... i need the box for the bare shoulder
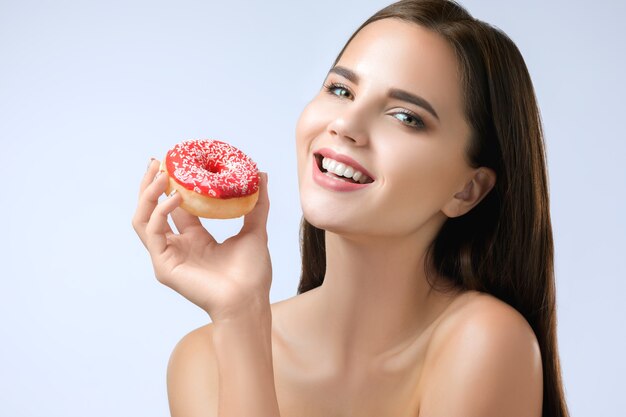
[418,292,543,417]
[166,322,219,417]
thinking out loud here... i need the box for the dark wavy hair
[296,1,569,416]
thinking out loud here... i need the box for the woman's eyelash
[394,109,426,130]
[323,82,352,98]
[322,82,426,130]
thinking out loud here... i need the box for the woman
[132,0,569,416]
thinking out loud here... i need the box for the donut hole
[205,159,224,174]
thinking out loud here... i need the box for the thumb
[241,171,269,237]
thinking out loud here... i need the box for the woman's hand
[132,159,272,323]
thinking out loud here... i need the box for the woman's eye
[323,82,352,99]
[323,82,425,130]
[394,111,426,130]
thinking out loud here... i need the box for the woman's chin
[301,205,342,229]
[298,187,382,235]
[301,206,369,237]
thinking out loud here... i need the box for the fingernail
[168,189,177,197]
[146,157,156,171]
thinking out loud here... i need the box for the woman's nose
[326,104,371,146]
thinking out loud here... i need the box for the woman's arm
[167,303,280,417]
[211,302,280,417]
[133,162,279,416]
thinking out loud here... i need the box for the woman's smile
[312,153,373,192]
[315,147,376,183]
[310,147,376,192]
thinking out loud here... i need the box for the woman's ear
[442,167,496,218]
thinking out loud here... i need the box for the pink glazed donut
[159,139,259,219]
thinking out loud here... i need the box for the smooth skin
[134,17,543,417]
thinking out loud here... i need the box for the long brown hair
[297,0,569,415]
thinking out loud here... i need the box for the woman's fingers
[145,190,182,255]
[241,172,270,239]
[133,168,169,246]
[139,159,160,198]
[170,205,210,237]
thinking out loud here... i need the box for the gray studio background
[1,0,624,416]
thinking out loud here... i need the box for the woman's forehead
[334,18,463,114]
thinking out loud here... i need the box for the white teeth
[320,156,372,183]
[334,163,347,176]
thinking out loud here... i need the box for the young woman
[132,0,570,416]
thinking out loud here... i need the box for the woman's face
[295,18,475,239]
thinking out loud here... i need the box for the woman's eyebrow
[328,65,440,121]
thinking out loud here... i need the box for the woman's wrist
[210,294,272,329]
[211,300,273,365]
[210,298,280,417]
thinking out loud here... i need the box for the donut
[159,139,260,219]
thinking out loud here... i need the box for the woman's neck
[300,230,461,376]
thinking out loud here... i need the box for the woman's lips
[312,154,372,192]
[313,147,375,181]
